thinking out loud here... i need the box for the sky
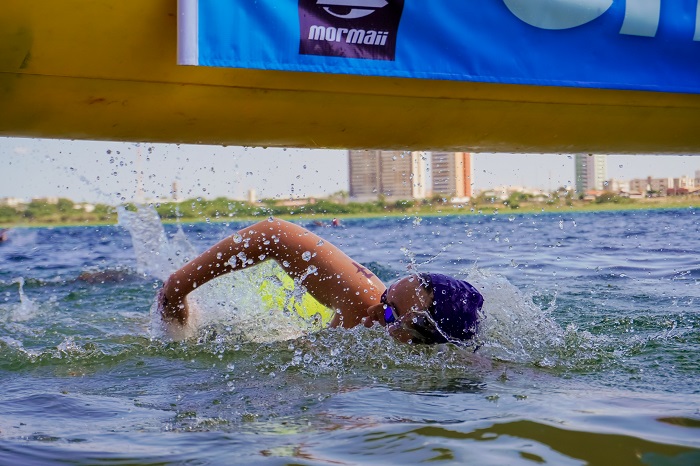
[1,137,699,205]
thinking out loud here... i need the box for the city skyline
[2,137,700,205]
[348,150,428,201]
[348,151,474,202]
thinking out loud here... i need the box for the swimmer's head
[380,273,483,345]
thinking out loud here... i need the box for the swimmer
[158,218,483,345]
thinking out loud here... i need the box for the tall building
[575,154,608,193]
[348,150,427,200]
[348,150,381,200]
[379,151,427,199]
[431,152,473,199]
[247,189,257,204]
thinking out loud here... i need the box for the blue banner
[180,0,700,94]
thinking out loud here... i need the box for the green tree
[24,200,55,219]
[595,192,630,204]
[0,206,19,223]
[56,198,75,212]
[392,199,411,211]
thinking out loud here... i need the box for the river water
[0,207,698,465]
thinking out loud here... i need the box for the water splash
[10,277,39,322]
[149,261,327,343]
[466,269,600,368]
[115,204,329,342]
[120,205,603,371]
[117,205,197,281]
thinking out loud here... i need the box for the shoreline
[2,199,698,229]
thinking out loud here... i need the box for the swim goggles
[380,289,400,324]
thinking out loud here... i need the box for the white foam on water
[463,268,598,368]
[117,205,196,281]
[10,277,39,322]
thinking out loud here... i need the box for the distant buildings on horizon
[347,151,700,204]
[575,154,700,198]
[3,154,699,207]
[162,153,700,203]
[0,196,97,212]
[348,150,473,202]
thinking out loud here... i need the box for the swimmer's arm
[160,238,236,324]
[161,218,385,328]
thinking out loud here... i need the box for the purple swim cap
[416,273,483,344]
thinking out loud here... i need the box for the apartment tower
[431,152,473,199]
[348,150,427,200]
[575,154,608,194]
[348,150,381,200]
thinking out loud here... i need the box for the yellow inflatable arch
[1,0,699,154]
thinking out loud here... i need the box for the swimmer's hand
[362,303,386,328]
[157,284,189,326]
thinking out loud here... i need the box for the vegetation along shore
[1,193,698,228]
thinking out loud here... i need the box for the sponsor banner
[181,0,700,94]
